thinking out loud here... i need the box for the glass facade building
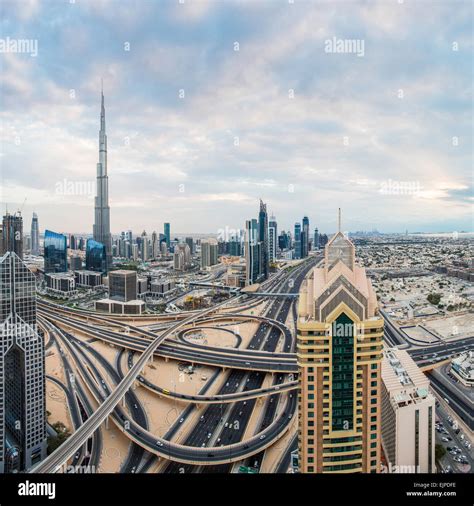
[44,230,67,273]
[86,239,106,272]
[0,252,48,472]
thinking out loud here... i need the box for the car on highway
[441,437,452,442]
[259,434,266,440]
[156,441,163,447]
[179,418,184,423]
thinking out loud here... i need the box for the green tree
[427,293,441,305]
[435,444,446,461]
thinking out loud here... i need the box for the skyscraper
[164,223,170,248]
[245,219,259,285]
[268,214,277,264]
[294,222,301,259]
[314,227,320,250]
[200,238,218,269]
[258,200,269,279]
[0,252,47,472]
[30,213,39,256]
[302,216,309,257]
[1,212,23,259]
[185,237,194,255]
[297,211,384,473]
[174,243,191,271]
[93,86,112,272]
[44,230,68,273]
[85,238,106,272]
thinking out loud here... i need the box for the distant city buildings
[0,252,47,472]
[174,243,192,271]
[297,211,384,473]
[381,349,435,473]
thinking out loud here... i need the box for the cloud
[1,0,472,235]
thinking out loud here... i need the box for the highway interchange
[34,256,473,474]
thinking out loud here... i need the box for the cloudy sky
[1,0,472,237]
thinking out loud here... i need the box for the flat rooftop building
[381,348,435,473]
[108,269,137,302]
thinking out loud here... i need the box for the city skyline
[2,1,472,235]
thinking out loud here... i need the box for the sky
[1,0,473,236]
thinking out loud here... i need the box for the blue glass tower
[44,230,67,273]
[86,239,106,272]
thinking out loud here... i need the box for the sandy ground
[97,419,133,473]
[261,417,297,473]
[46,379,73,433]
[46,342,68,385]
[425,313,474,340]
[182,327,238,349]
[139,355,218,397]
[401,326,439,344]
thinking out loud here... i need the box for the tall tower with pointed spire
[296,209,383,473]
[93,84,112,272]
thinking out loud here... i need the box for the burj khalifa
[93,86,112,271]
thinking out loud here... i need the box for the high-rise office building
[258,200,269,279]
[140,231,149,261]
[294,222,302,259]
[93,86,112,272]
[381,349,435,473]
[1,212,23,259]
[69,255,83,271]
[109,270,137,302]
[44,230,67,273]
[314,228,320,250]
[0,252,48,472]
[200,238,218,269]
[85,238,106,272]
[151,231,159,258]
[268,214,277,263]
[297,211,384,473]
[164,223,170,248]
[30,213,40,256]
[185,237,194,255]
[245,219,260,285]
[69,234,77,251]
[302,216,309,257]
